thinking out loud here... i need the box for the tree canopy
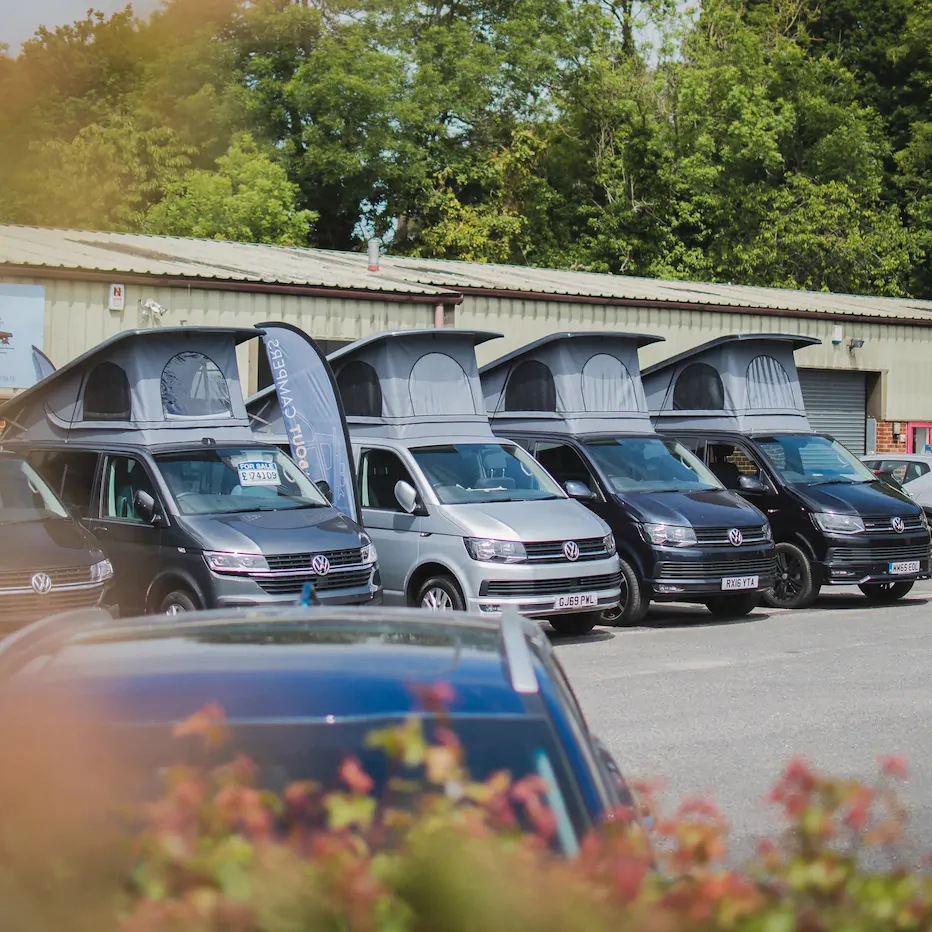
[0,0,929,296]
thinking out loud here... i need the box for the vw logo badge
[892,516,905,533]
[728,528,744,547]
[30,572,52,595]
[563,541,580,562]
[311,554,331,576]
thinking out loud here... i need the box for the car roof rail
[499,609,539,694]
[0,607,114,680]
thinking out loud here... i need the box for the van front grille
[830,544,931,563]
[266,549,363,572]
[0,565,91,589]
[524,538,610,563]
[693,525,770,546]
[480,572,622,598]
[655,557,776,580]
[862,516,926,535]
[255,567,373,596]
[0,585,104,634]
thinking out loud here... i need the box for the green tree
[146,134,316,244]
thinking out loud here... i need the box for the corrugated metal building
[3,223,932,454]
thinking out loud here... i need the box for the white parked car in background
[861,454,932,512]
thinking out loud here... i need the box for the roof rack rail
[499,609,539,694]
[0,607,114,679]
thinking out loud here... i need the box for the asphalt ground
[550,581,932,861]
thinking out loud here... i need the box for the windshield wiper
[806,478,866,486]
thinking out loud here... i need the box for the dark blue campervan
[480,333,776,624]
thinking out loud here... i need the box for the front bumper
[468,557,622,618]
[211,565,382,608]
[819,536,931,586]
[647,545,776,602]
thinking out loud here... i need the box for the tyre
[601,558,649,626]
[158,589,199,616]
[763,542,819,609]
[704,592,761,619]
[416,575,466,612]
[858,580,915,602]
[548,612,600,636]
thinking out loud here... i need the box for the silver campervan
[252,329,622,635]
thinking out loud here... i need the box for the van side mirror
[317,480,332,502]
[738,475,766,493]
[133,490,162,526]
[564,479,595,501]
[394,480,419,515]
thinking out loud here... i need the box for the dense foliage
[2,0,932,295]
[2,695,928,932]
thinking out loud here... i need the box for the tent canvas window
[161,352,232,419]
[337,361,383,418]
[83,362,131,421]
[581,354,638,412]
[409,353,473,416]
[747,355,796,409]
[673,363,725,410]
[504,360,557,412]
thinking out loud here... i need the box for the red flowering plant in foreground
[7,687,928,932]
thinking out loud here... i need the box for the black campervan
[0,328,380,616]
[643,334,931,608]
[479,333,776,624]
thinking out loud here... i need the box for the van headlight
[603,533,616,555]
[811,512,865,535]
[90,558,113,582]
[360,535,378,565]
[464,538,527,563]
[204,551,270,573]
[641,524,697,547]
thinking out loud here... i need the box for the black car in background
[0,606,641,853]
[0,450,112,632]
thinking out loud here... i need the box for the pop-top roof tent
[0,327,260,446]
[245,382,284,445]
[479,332,664,435]
[318,329,503,440]
[641,333,821,433]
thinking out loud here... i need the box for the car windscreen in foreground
[584,436,722,494]
[110,715,585,854]
[755,434,876,486]
[155,447,329,515]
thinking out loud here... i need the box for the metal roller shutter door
[798,369,867,454]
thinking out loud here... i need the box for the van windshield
[0,457,69,525]
[584,436,721,494]
[154,448,329,515]
[410,443,563,504]
[755,434,875,486]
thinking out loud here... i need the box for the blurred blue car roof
[18,609,539,723]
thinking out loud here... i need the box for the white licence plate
[889,560,920,575]
[721,575,759,591]
[555,592,598,610]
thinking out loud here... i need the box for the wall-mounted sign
[108,283,125,311]
[0,284,45,391]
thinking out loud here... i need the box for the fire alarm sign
[108,284,125,311]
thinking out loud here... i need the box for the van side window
[27,450,99,517]
[101,456,158,523]
[705,441,762,491]
[359,450,416,512]
[534,442,598,497]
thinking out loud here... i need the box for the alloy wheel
[421,587,455,611]
[772,550,804,604]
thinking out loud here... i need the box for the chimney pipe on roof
[367,238,380,272]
